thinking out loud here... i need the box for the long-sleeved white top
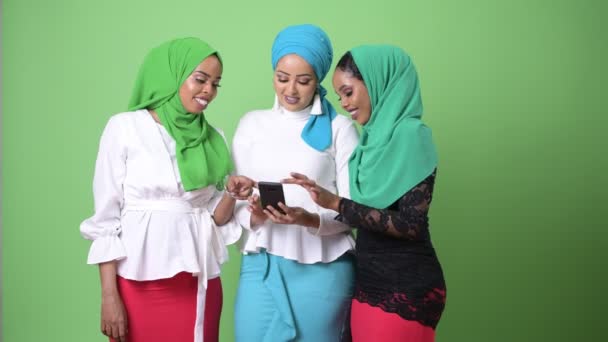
[80,109,240,283]
[232,95,359,264]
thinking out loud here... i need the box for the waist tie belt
[122,199,229,289]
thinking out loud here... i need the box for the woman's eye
[196,78,207,84]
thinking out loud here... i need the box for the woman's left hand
[282,172,341,211]
[263,203,319,228]
[225,175,256,200]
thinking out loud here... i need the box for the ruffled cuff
[86,234,127,264]
[216,215,242,246]
[307,210,352,236]
[235,201,257,231]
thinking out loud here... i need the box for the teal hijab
[349,45,438,209]
[128,38,233,191]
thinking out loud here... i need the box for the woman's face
[179,54,223,114]
[273,54,318,112]
[332,69,371,125]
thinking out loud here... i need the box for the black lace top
[337,170,446,329]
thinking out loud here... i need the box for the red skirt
[110,272,222,342]
[351,299,436,342]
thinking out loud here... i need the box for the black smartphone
[258,181,286,215]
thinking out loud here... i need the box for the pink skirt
[110,272,222,342]
[351,299,436,342]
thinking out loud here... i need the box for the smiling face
[178,54,223,114]
[273,54,318,112]
[332,68,371,125]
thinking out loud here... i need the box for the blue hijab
[271,24,337,151]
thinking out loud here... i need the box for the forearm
[338,198,428,240]
[213,193,236,226]
[300,212,320,229]
[328,196,341,212]
[99,261,119,297]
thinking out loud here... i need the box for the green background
[2,0,607,341]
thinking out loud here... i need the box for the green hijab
[128,37,233,191]
[348,45,438,209]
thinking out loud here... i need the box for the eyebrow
[193,71,221,79]
[276,70,313,77]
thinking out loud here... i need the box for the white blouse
[232,95,359,264]
[80,110,240,284]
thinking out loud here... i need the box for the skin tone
[100,54,255,342]
[246,54,321,229]
[273,54,318,112]
[282,68,373,211]
[332,68,371,126]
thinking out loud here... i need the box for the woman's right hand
[101,292,128,342]
[247,194,267,227]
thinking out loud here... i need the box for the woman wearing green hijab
[80,37,254,342]
[285,46,446,341]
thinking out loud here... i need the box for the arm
[337,171,436,240]
[208,126,255,226]
[80,116,128,264]
[99,262,128,342]
[312,120,359,235]
[279,121,359,235]
[80,116,128,341]
[212,193,236,226]
[212,175,255,226]
[231,117,266,230]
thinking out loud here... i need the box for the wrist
[303,212,320,229]
[223,191,237,201]
[101,287,119,298]
[331,196,342,212]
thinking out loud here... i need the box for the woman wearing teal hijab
[80,37,254,342]
[232,24,359,342]
[286,46,446,341]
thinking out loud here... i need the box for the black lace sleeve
[337,171,436,240]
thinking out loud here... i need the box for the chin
[189,107,205,114]
[285,104,305,111]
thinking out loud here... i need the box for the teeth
[195,98,208,106]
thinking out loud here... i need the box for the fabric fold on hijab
[348,45,438,209]
[128,37,233,191]
[271,24,337,151]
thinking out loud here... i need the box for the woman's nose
[287,81,297,94]
[340,98,348,109]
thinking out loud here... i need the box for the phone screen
[258,181,286,215]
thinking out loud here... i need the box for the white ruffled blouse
[232,95,359,264]
[80,110,240,283]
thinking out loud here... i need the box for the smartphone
[258,181,286,215]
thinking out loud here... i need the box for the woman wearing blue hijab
[232,24,359,341]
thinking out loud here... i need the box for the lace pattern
[337,170,446,328]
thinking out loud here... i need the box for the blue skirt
[235,250,355,342]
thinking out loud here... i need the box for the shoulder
[234,108,275,134]
[332,114,358,140]
[332,114,356,131]
[238,109,273,125]
[99,110,150,141]
[106,109,149,127]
